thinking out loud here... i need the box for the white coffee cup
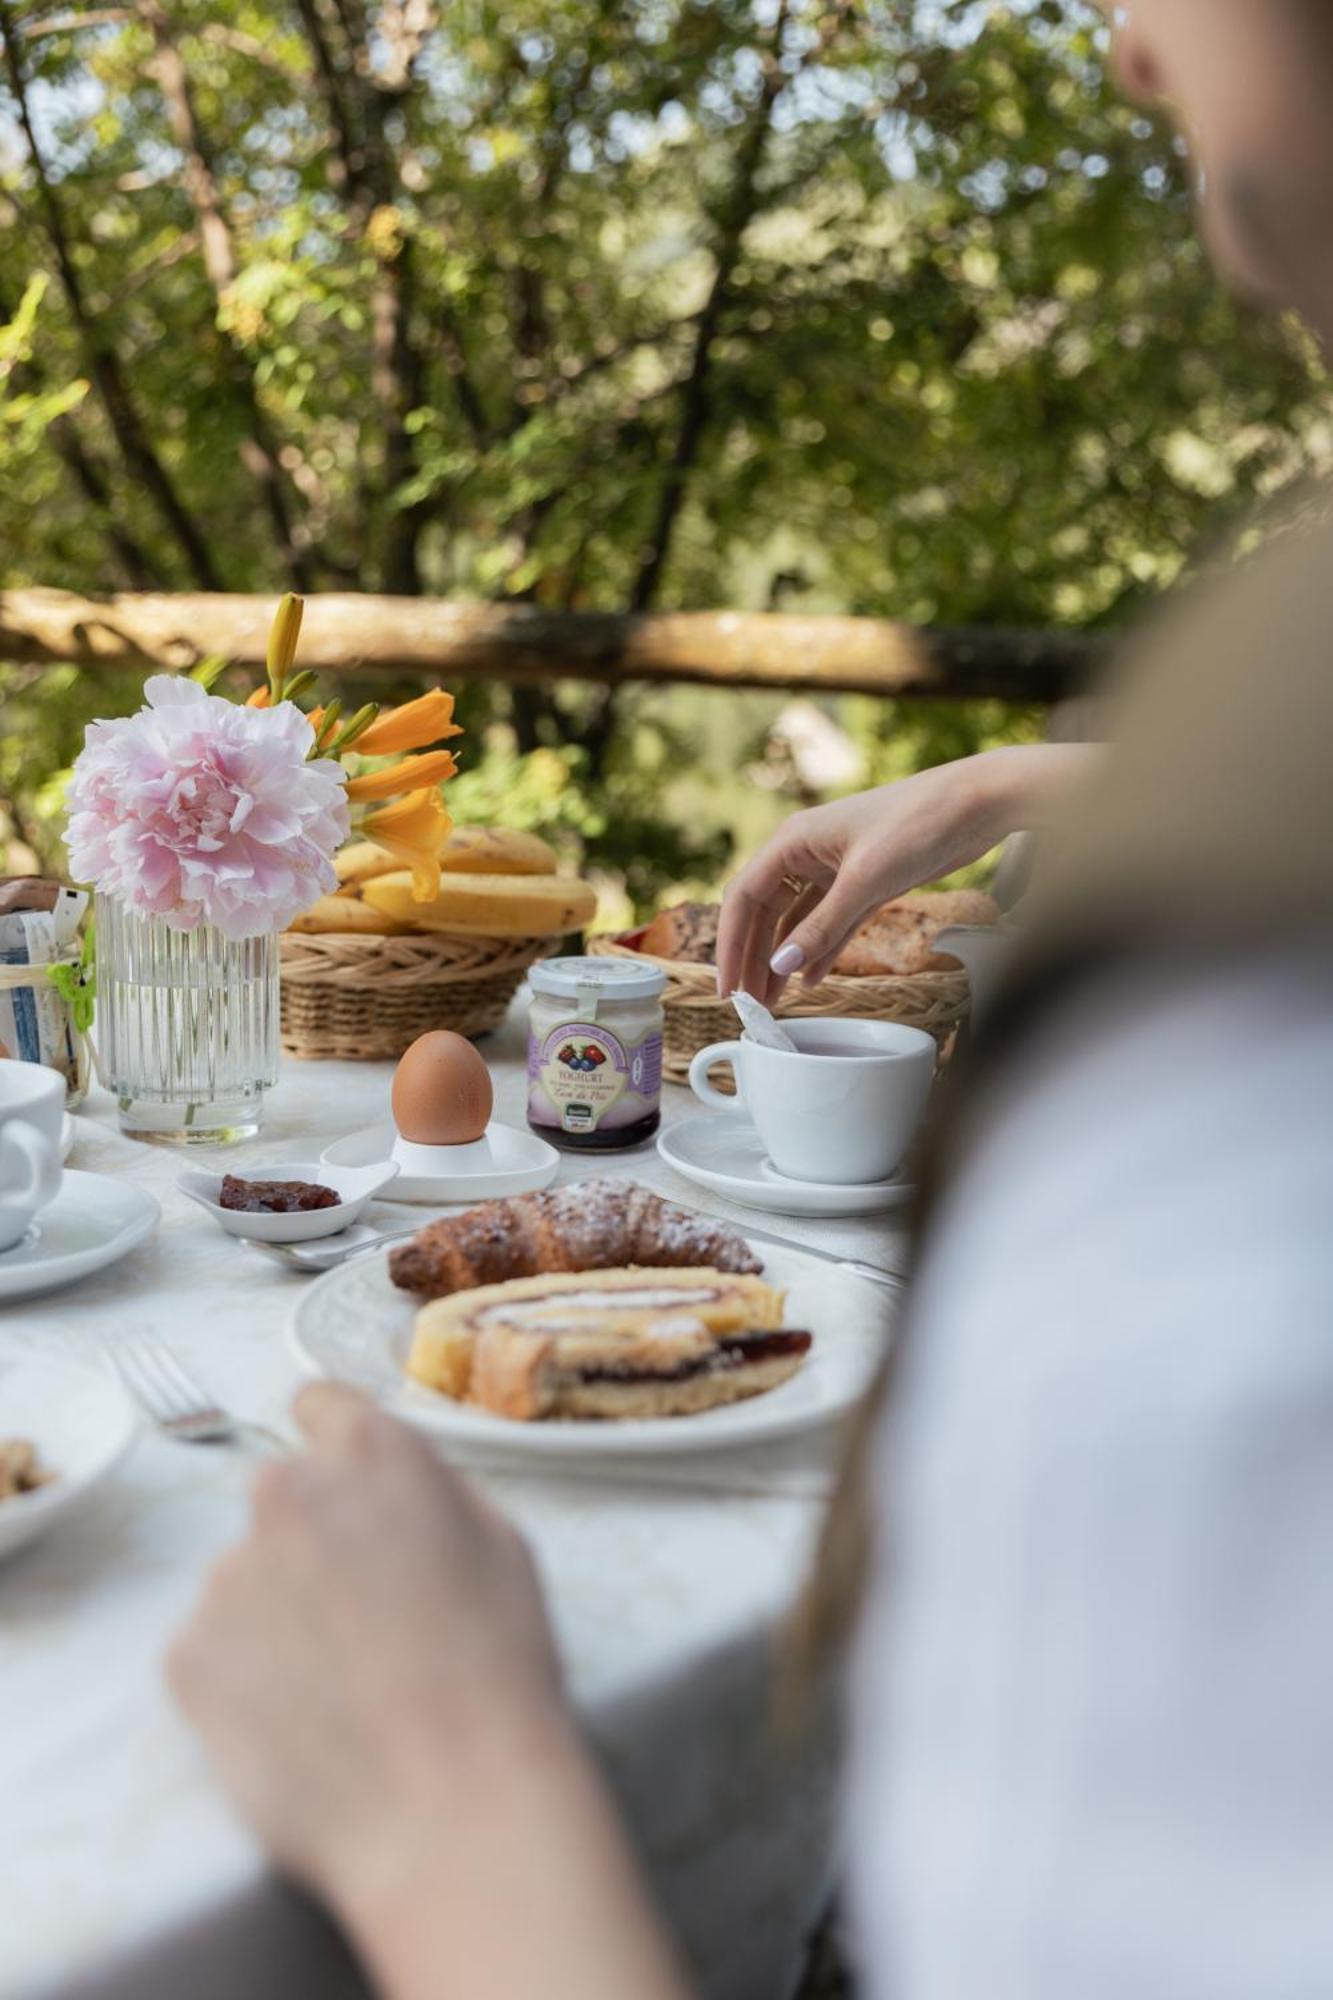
[0,1060,64,1253]
[688,1017,935,1186]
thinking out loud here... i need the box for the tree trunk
[0,2,223,589]
[629,1,791,614]
[137,0,312,589]
[299,0,475,592]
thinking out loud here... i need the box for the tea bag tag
[729,990,798,1053]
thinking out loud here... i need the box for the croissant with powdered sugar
[388,1178,762,1302]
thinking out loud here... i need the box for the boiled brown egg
[391,1030,493,1146]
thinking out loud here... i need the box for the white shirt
[847,951,1333,1998]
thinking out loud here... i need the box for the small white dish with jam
[178,1159,400,1244]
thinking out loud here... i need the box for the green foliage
[1,0,1329,903]
[0,276,88,469]
[46,921,96,1034]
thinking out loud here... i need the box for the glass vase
[95,896,279,1145]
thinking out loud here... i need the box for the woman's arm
[168,1384,692,2000]
[717,742,1098,1005]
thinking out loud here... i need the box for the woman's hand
[169,1383,561,1912]
[169,1385,689,2000]
[717,743,1094,1005]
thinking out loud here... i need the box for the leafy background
[1,0,1328,917]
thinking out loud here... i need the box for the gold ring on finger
[781,872,807,898]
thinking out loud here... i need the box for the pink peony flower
[66,676,349,939]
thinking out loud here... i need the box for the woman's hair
[781,1069,963,1704]
[782,1348,897,1715]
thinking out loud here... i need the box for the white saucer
[657,1116,915,1219]
[321,1122,561,1203]
[0,1353,138,1561]
[0,1172,161,1304]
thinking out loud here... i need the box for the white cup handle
[0,1118,62,1217]
[688,1041,746,1111]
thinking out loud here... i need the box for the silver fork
[111,1341,291,1454]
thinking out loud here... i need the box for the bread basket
[280,931,549,1061]
[587,930,971,1088]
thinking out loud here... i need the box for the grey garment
[37,1881,365,2000]
[45,1621,838,2000]
[848,951,1333,1999]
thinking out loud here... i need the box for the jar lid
[529,955,667,1002]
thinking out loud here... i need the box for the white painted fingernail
[770,941,806,976]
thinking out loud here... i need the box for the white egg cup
[322,1121,561,1203]
[391,1130,497,1177]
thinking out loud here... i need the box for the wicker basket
[280,931,549,1062]
[587,931,970,1088]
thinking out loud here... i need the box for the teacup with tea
[688,1017,934,1186]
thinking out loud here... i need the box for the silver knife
[704,1215,904,1290]
[255,1204,904,1289]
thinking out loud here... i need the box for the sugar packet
[728,988,799,1053]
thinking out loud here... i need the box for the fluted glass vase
[96,896,279,1145]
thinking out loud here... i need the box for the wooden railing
[0,589,1105,702]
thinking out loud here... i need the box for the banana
[288,895,405,936]
[333,842,398,888]
[436,826,559,877]
[332,825,559,890]
[362,870,597,939]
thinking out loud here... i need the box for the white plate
[288,1237,897,1461]
[0,1353,138,1561]
[178,1157,400,1243]
[657,1116,916,1219]
[321,1122,561,1204]
[0,1172,161,1304]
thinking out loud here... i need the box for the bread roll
[833,890,998,977]
[895,890,999,929]
[636,901,720,964]
[628,888,997,977]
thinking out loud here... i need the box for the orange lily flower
[344,750,460,803]
[360,788,454,900]
[246,686,271,708]
[352,690,462,758]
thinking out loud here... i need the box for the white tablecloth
[0,1010,910,2000]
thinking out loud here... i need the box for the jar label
[527,1019,662,1135]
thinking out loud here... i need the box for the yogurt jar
[526,957,667,1151]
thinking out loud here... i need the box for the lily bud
[266,592,304,701]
